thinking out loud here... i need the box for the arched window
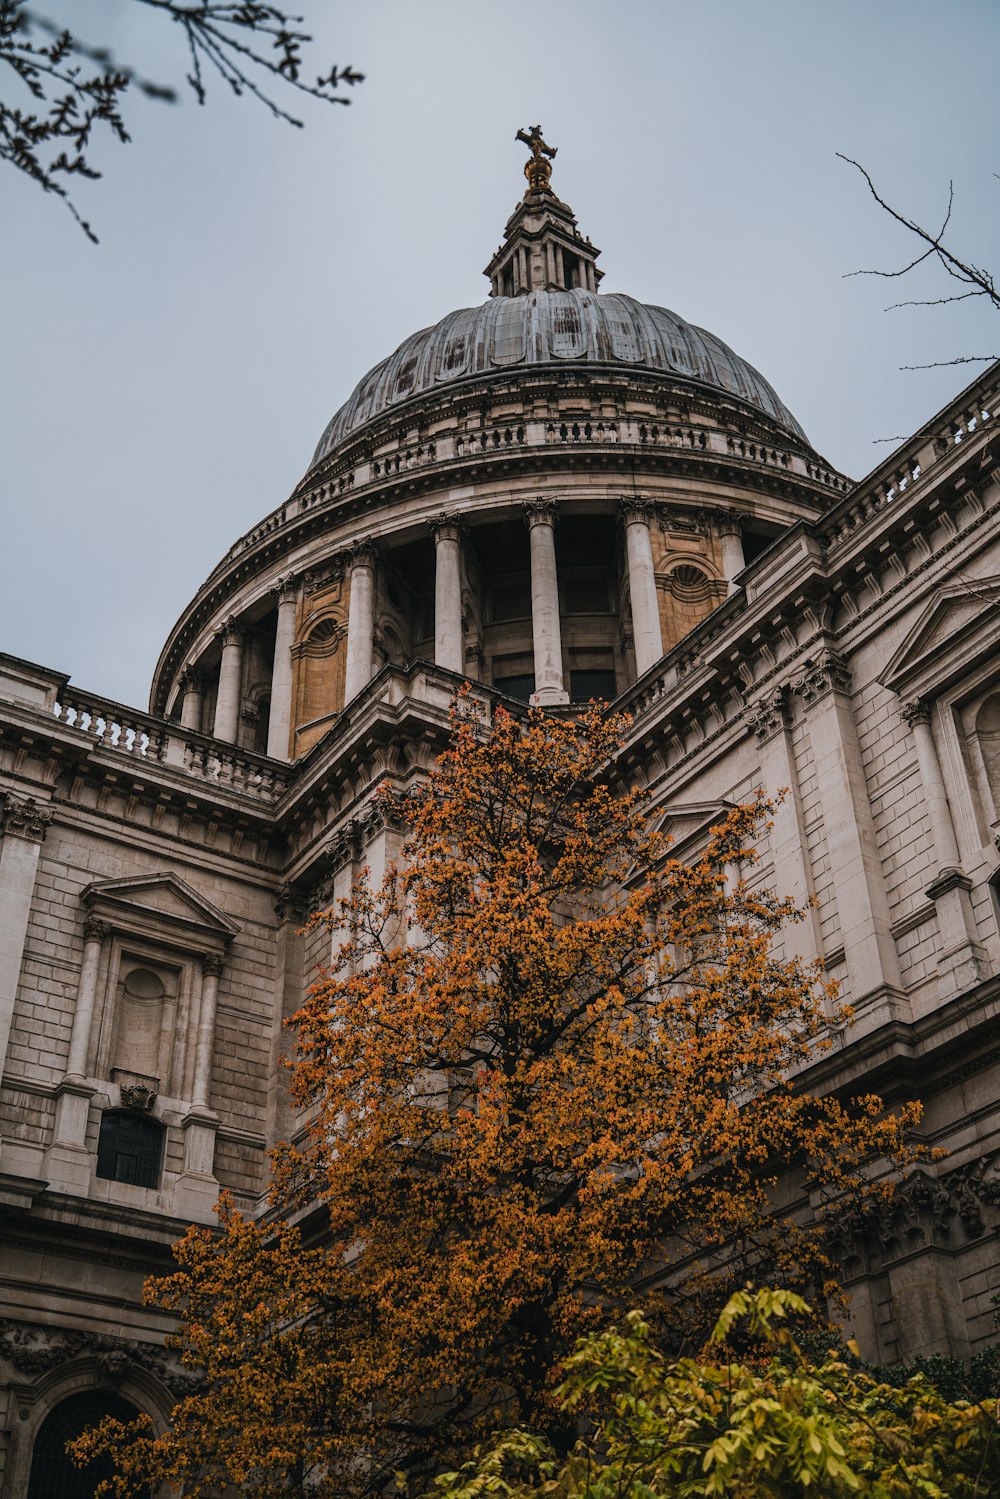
[96,1111,163,1189]
[28,1391,149,1498]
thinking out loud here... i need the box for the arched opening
[96,1111,164,1189]
[975,695,1000,819]
[28,1391,149,1498]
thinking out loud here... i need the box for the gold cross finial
[516,124,556,195]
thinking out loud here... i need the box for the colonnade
[185,501,747,760]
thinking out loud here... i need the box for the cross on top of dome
[485,129,602,297]
[516,124,557,195]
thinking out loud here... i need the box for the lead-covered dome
[312,288,808,465]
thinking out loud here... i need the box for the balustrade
[53,693,291,804]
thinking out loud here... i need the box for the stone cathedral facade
[2,133,1000,1491]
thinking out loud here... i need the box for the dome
[311,289,808,466]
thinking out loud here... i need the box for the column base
[530,686,569,707]
[926,871,987,1001]
[175,1108,220,1221]
[52,1075,95,1149]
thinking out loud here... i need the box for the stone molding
[925,867,973,902]
[901,697,933,728]
[523,497,558,529]
[826,1159,1000,1277]
[82,915,112,943]
[0,793,53,843]
[788,649,851,706]
[619,496,656,525]
[0,1317,196,1395]
[347,537,378,570]
[216,617,245,649]
[273,572,298,605]
[744,685,791,744]
[430,512,463,542]
[716,507,747,538]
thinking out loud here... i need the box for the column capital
[430,512,463,543]
[273,572,298,606]
[523,498,558,529]
[201,953,225,978]
[620,496,657,526]
[744,685,791,744]
[347,537,379,570]
[717,508,748,538]
[901,698,933,728]
[789,649,851,707]
[1,794,53,843]
[82,914,113,943]
[216,617,245,649]
[180,664,207,693]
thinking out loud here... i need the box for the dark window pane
[494,674,536,703]
[96,1113,163,1189]
[570,670,617,703]
[28,1392,149,1499]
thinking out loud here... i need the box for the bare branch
[900,355,999,371]
[1,1,363,240]
[838,153,999,313]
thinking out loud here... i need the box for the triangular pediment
[653,800,734,859]
[879,576,1000,697]
[82,873,239,944]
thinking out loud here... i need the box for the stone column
[179,666,206,732]
[0,795,52,1081]
[525,500,568,705]
[266,575,298,760]
[213,620,245,743]
[179,953,224,1217]
[344,541,377,704]
[745,687,823,966]
[718,511,747,595]
[51,915,111,1162]
[192,954,223,1111]
[901,699,985,999]
[790,652,904,1007]
[621,500,663,678]
[431,516,464,675]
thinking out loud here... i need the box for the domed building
[1,131,1000,1491]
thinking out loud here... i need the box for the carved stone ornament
[1,794,54,843]
[82,915,113,944]
[523,497,558,528]
[715,508,748,538]
[119,1081,157,1112]
[619,496,656,525]
[430,512,462,542]
[274,572,298,606]
[825,1158,1000,1277]
[744,686,791,744]
[201,953,225,978]
[0,1318,198,1395]
[179,664,207,693]
[216,617,245,650]
[901,697,933,728]
[348,537,378,570]
[788,649,851,706]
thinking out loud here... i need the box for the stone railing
[819,377,998,554]
[53,692,292,804]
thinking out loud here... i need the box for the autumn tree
[429,1289,1000,1499]
[74,697,918,1498]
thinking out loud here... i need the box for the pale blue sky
[2,0,998,708]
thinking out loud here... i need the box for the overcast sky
[2,0,998,710]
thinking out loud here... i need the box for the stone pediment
[878,576,1000,698]
[654,800,734,860]
[81,873,239,951]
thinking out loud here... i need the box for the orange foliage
[73,697,919,1497]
